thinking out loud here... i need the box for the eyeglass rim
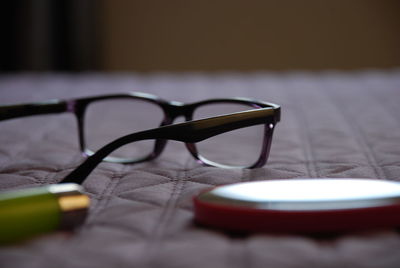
[73,93,280,165]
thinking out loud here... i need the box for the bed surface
[0,71,400,267]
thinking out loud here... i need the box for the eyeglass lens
[83,98,164,161]
[192,102,265,167]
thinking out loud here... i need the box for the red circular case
[193,179,400,233]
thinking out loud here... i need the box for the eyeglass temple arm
[61,107,277,184]
[0,100,68,121]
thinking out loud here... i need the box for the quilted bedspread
[0,71,400,268]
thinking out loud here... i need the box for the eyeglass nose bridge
[162,101,194,120]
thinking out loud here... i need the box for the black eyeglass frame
[0,92,280,170]
[61,103,280,184]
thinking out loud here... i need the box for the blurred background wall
[1,0,400,72]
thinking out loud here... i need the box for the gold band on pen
[49,184,90,229]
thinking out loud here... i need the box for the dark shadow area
[0,0,99,72]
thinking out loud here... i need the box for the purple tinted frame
[0,93,280,183]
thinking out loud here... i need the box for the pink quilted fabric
[1,71,400,267]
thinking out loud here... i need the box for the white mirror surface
[200,179,400,211]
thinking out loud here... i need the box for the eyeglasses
[0,93,280,172]
[62,98,280,184]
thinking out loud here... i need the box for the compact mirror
[194,178,400,233]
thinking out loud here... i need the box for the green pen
[0,183,90,245]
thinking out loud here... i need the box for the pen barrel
[0,184,89,245]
